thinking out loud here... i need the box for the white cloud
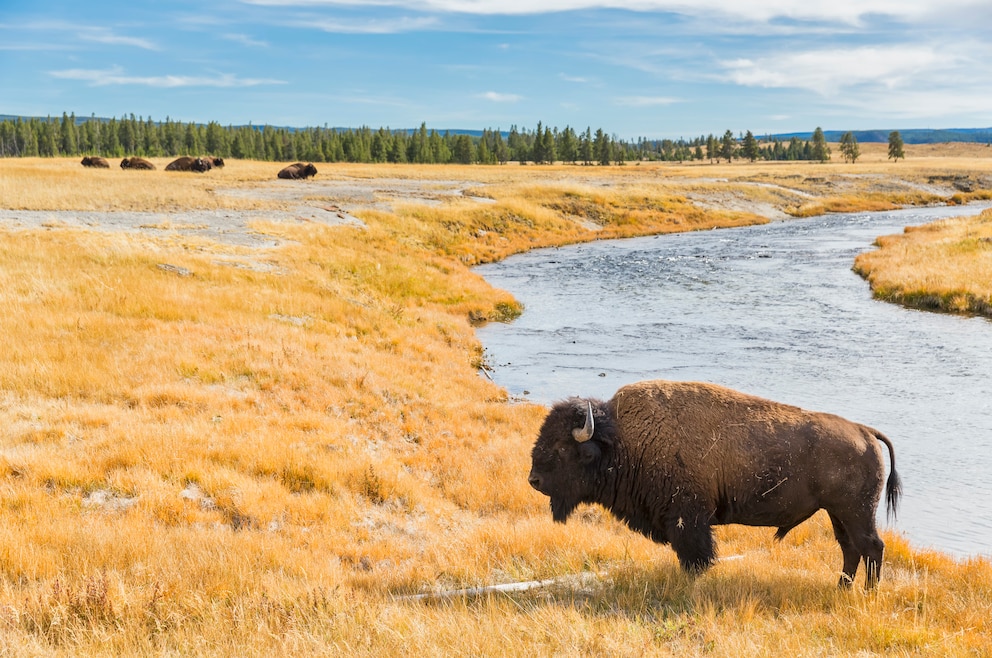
[559,73,588,83]
[79,29,158,50]
[223,33,270,47]
[721,44,965,95]
[301,16,439,33]
[49,67,285,88]
[615,95,680,107]
[478,91,522,102]
[238,0,984,25]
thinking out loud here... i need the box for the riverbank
[1,156,990,654]
[854,208,992,318]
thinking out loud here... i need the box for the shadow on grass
[402,558,846,620]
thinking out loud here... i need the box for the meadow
[854,208,992,318]
[1,149,991,655]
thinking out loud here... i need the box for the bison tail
[872,429,902,522]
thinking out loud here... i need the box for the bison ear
[577,441,602,465]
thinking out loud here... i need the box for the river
[475,203,992,559]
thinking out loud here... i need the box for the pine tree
[811,127,831,162]
[543,125,556,164]
[452,133,474,164]
[741,130,759,162]
[580,127,593,165]
[60,112,78,156]
[493,130,509,164]
[720,130,736,163]
[887,131,905,162]
[839,131,860,163]
[594,128,611,165]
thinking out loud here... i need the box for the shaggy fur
[80,156,110,168]
[120,157,156,170]
[277,162,318,180]
[528,380,901,589]
[165,156,210,173]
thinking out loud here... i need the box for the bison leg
[862,533,885,590]
[827,512,861,588]
[828,512,885,589]
[666,511,716,574]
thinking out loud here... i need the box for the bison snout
[528,472,544,492]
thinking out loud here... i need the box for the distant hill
[771,128,992,144]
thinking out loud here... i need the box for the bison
[80,156,110,168]
[120,157,156,170]
[277,162,318,180]
[528,380,901,589]
[206,157,224,169]
[165,156,210,173]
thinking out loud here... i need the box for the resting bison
[206,157,224,169]
[528,380,901,589]
[165,156,210,173]
[277,162,318,180]
[80,156,110,168]
[120,157,156,170]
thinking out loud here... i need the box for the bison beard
[528,380,901,589]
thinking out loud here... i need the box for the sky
[2,0,991,139]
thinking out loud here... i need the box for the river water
[475,204,992,559]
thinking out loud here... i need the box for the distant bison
[80,156,110,168]
[206,157,224,169]
[528,380,901,589]
[165,156,210,173]
[120,157,156,170]
[277,162,318,180]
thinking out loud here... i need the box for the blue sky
[2,0,991,139]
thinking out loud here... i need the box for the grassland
[1,150,991,656]
[854,208,992,317]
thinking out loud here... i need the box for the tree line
[0,113,904,164]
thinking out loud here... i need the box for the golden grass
[854,208,992,316]
[1,155,991,655]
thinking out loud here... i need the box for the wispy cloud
[223,33,270,48]
[78,28,158,50]
[0,22,158,50]
[49,66,285,88]
[615,95,680,107]
[301,16,439,33]
[237,0,985,25]
[721,44,966,95]
[478,91,522,102]
[559,73,588,83]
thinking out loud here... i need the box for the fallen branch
[395,572,602,602]
[396,555,746,602]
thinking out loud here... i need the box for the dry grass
[1,155,991,655]
[854,208,992,316]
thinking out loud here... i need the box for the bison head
[303,163,318,178]
[528,397,613,523]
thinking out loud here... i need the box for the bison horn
[572,401,595,443]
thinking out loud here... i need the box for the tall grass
[854,208,992,316]
[1,156,991,654]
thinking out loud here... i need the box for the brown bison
[206,157,224,169]
[165,156,210,173]
[277,162,318,180]
[528,380,901,589]
[80,156,110,168]
[120,157,156,170]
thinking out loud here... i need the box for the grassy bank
[854,208,992,318]
[1,156,991,655]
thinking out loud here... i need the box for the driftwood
[396,572,602,602]
[396,555,745,602]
